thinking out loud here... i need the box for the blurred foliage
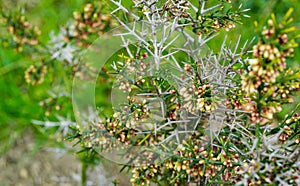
[0,0,87,155]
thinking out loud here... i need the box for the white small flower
[50,43,78,64]
[49,28,79,65]
[32,114,76,137]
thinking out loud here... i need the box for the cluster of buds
[134,0,189,19]
[192,2,248,35]
[163,0,190,18]
[1,11,41,52]
[130,133,242,185]
[83,116,156,153]
[112,97,150,130]
[278,125,292,142]
[258,104,282,122]
[242,14,298,95]
[70,3,113,46]
[253,43,286,71]
[262,19,275,39]
[116,55,148,93]
[104,116,135,146]
[225,88,245,110]
[241,10,300,125]
[134,0,246,36]
[241,56,281,95]
[119,80,131,93]
[130,164,160,186]
[24,65,47,85]
[279,113,300,143]
[91,94,171,149]
[83,129,121,153]
[261,16,297,53]
[195,14,235,35]
[256,70,299,104]
[224,22,236,32]
[179,84,217,114]
[181,64,217,114]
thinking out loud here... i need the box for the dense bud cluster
[24,65,47,85]
[225,88,246,110]
[129,134,242,185]
[1,10,41,52]
[241,10,300,125]
[70,3,114,46]
[179,62,218,114]
[179,84,217,114]
[279,113,300,143]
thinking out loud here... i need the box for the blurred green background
[0,0,87,155]
[0,0,299,185]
